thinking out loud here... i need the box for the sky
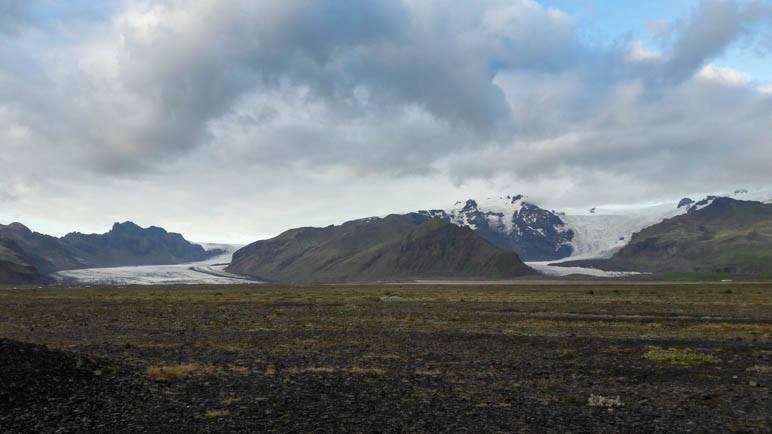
[1,0,771,243]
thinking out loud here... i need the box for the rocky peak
[5,222,32,234]
[677,197,695,208]
[417,194,574,261]
[687,196,718,213]
[460,200,478,213]
[111,221,144,234]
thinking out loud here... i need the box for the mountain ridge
[0,221,224,284]
[227,213,534,283]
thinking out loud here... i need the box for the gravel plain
[0,283,770,432]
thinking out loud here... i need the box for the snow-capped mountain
[419,189,772,264]
[418,194,574,261]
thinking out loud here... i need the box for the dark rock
[677,198,695,208]
[0,339,190,431]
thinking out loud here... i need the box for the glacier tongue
[559,188,772,260]
[562,206,681,259]
[51,245,256,285]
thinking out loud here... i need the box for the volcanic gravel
[1,284,770,432]
[0,339,192,432]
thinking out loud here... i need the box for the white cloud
[696,64,751,85]
[626,41,662,62]
[0,0,771,241]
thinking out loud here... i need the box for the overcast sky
[1,0,771,243]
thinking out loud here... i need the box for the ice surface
[51,245,257,286]
[526,261,643,278]
[558,188,772,262]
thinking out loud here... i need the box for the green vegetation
[204,410,231,418]
[644,348,719,366]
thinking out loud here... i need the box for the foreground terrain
[0,283,770,432]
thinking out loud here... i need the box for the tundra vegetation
[0,282,769,431]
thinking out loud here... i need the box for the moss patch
[644,348,719,366]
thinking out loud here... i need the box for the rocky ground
[0,283,770,432]
[0,339,191,432]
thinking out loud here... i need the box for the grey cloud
[0,0,771,240]
[663,0,772,83]
[0,1,32,35]
[2,0,577,175]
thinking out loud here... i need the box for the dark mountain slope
[0,223,83,273]
[558,198,772,274]
[0,245,45,284]
[227,213,431,282]
[227,214,533,283]
[61,221,223,268]
[332,220,534,282]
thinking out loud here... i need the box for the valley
[51,248,255,286]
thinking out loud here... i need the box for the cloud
[662,0,772,83]
[0,0,771,240]
[696,64,751,85]
[0,1,33,35]
[1,0,584,176]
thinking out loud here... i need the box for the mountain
[0,245,45,284]
[0,221,223,283]
[558,197,772,274]
[558,189,772,261]
[227,214,533,283]
[419,195,574,261]
[61,221,224,268]
[0,223,84,273]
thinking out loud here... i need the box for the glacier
[51,244,257,286]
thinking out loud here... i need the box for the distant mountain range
[227,213,534,283]
[229,190,772,281]
[0,221,223,284]
[3,189,771,284]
